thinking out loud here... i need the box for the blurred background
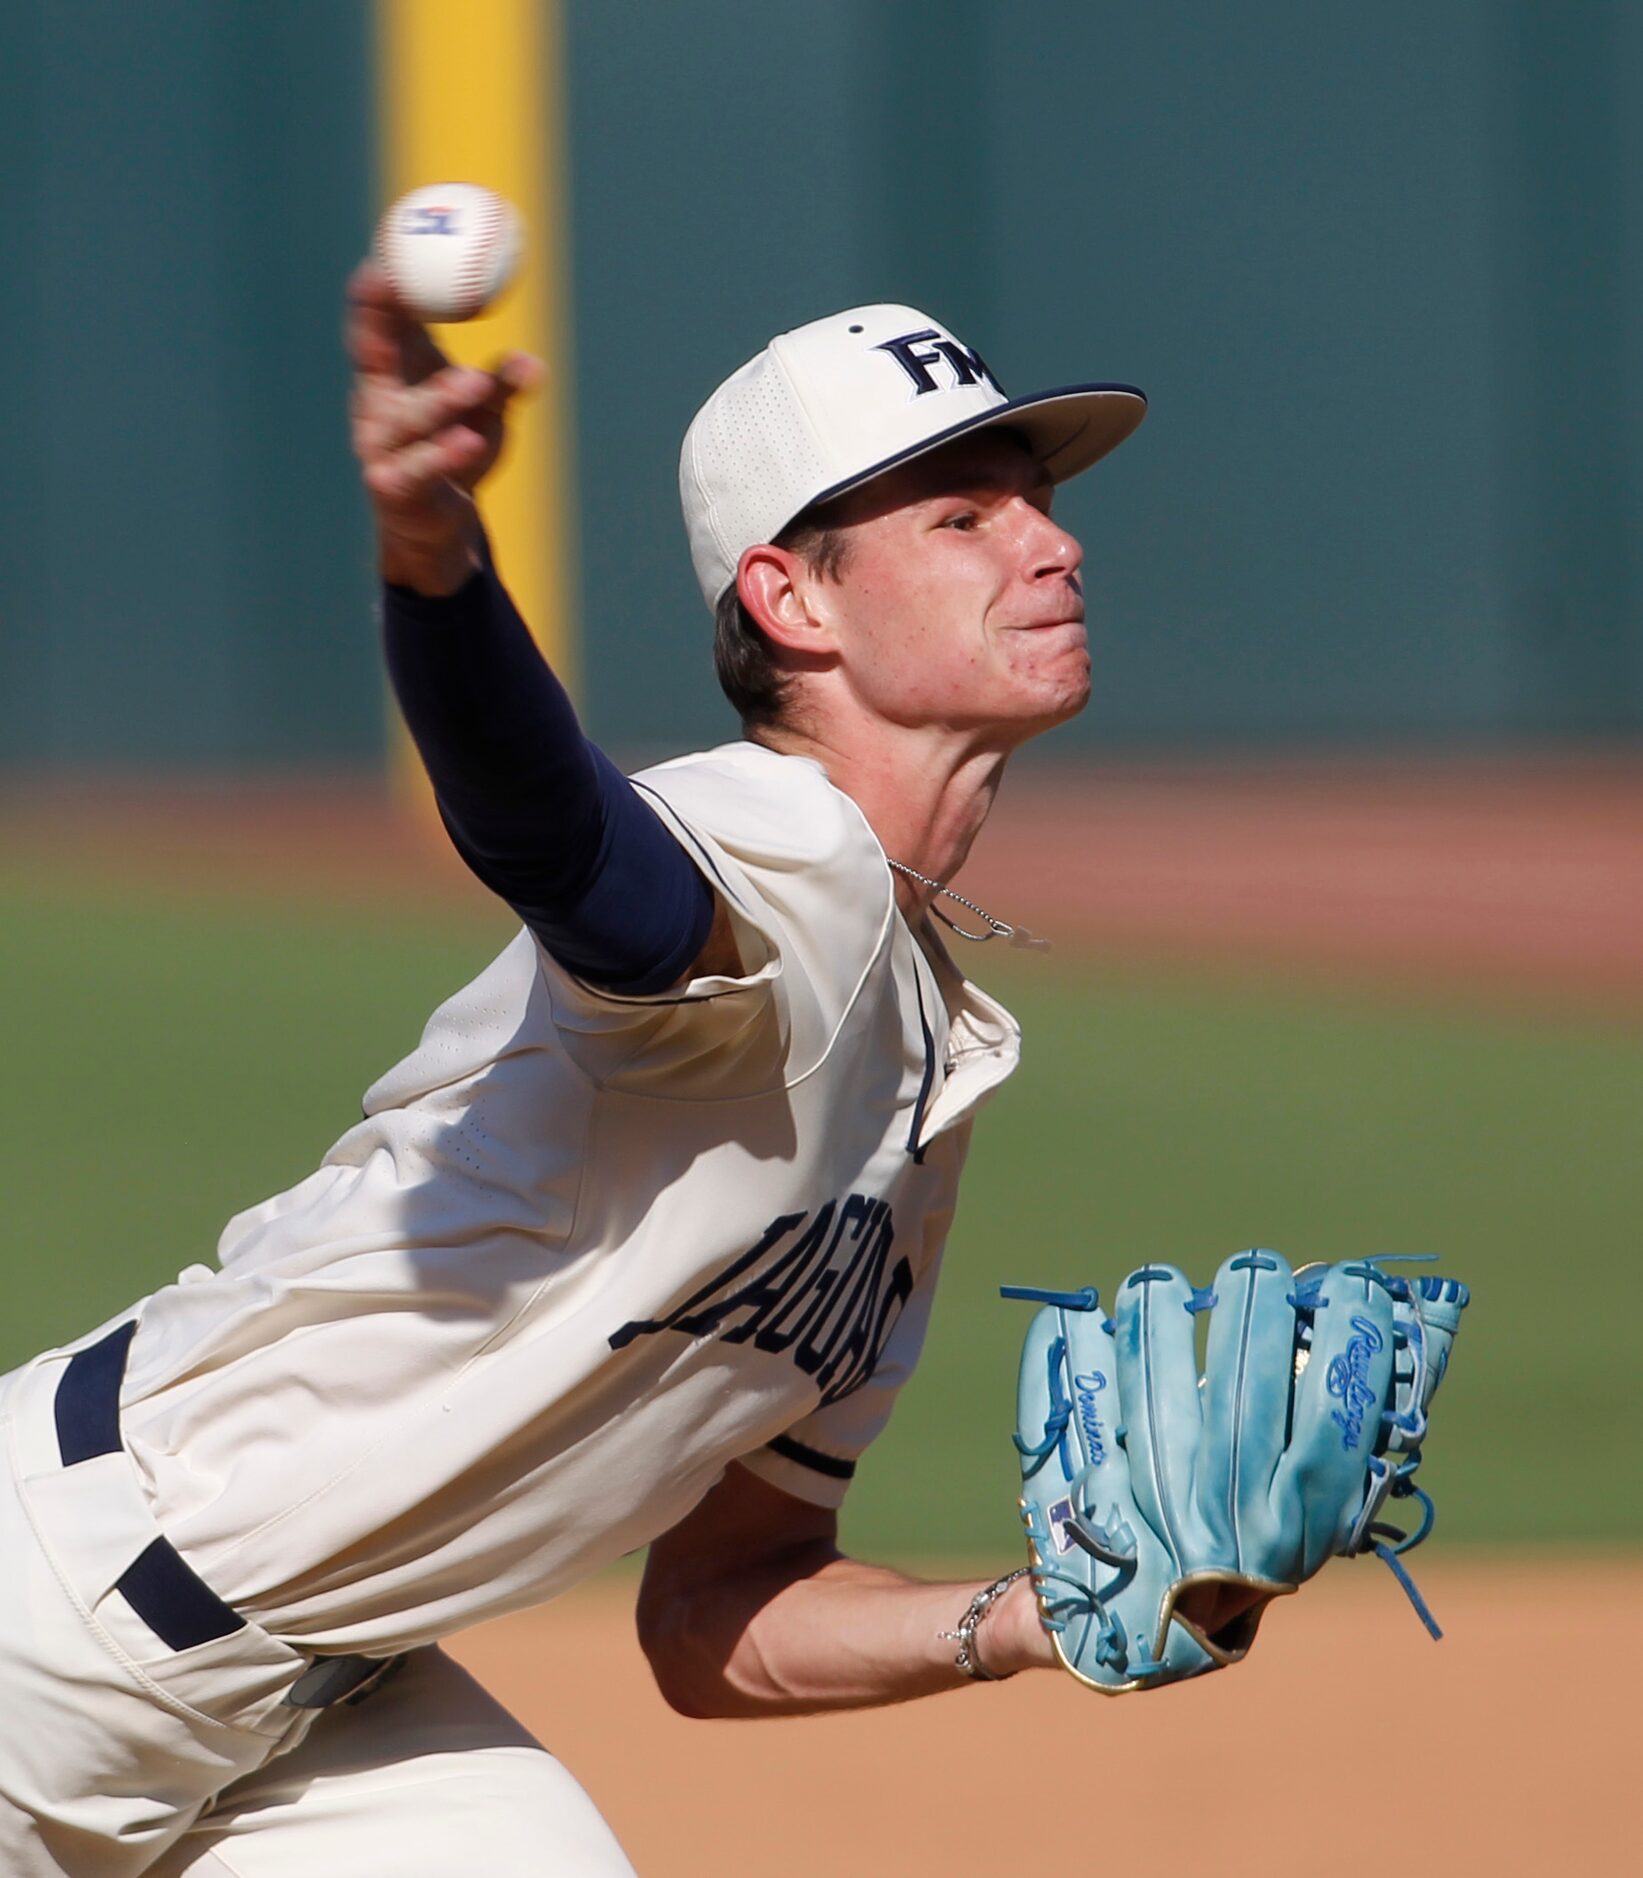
[2,0,1638,1523]
[0,9,1638,1863]
[5,0,1642,761]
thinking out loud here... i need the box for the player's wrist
[941,1567,1046,1682]
[973,1571,1054,1678]
[377,521,483,598]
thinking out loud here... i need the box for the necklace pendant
[1005,925,1052,953]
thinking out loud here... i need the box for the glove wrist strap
[939,1567,1032,1681]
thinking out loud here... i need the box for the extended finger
[433,352,545,433]
[482,351,546,407]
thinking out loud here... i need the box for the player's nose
[1021,502,1082,586]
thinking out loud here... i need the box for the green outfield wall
[2,1,1639,767]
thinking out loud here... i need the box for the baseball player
[0,271,1149,1875]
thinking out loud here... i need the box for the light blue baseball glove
[1007,1251,1468,1695]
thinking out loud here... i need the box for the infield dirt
[449,1557,1632,1876]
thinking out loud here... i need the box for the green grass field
[1,872,1633,1562]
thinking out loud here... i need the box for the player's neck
[749,718,1010,915]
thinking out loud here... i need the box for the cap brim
[806,382,1148,513]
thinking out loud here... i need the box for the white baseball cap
[680,302,1147,607]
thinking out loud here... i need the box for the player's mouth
[1018,616,1087,639]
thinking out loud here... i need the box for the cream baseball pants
[0,1346,637,1877]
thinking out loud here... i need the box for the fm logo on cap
[875,328,1004,398]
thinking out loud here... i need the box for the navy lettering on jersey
[608,1195,913,1405]
[875,328,1004,397]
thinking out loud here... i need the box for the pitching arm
[349,259,725,993]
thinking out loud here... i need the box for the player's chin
[1022,645,1093,726]
[1000,672,1091,743]
[1041,684,1091,733]
[985,632,1091,737]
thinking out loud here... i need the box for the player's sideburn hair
[713,512,850,729]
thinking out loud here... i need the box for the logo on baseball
[375,182,523,324]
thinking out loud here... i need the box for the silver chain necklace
[886,859,1050,950]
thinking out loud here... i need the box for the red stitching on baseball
[454,189,503,320]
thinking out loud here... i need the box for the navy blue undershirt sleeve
[381,559,716,994]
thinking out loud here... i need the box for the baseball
[374,182,523,324]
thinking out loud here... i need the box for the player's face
[823,432,1089,743]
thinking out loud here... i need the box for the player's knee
[413,1746,636,1871]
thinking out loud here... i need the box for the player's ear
[737,545,841,656]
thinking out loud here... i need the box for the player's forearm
[639,1551,1048,1719]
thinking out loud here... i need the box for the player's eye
[939,510,980,532]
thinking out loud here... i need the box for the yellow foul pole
[375,0,578,769]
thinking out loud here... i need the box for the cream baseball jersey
[114,744,1020,1655]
